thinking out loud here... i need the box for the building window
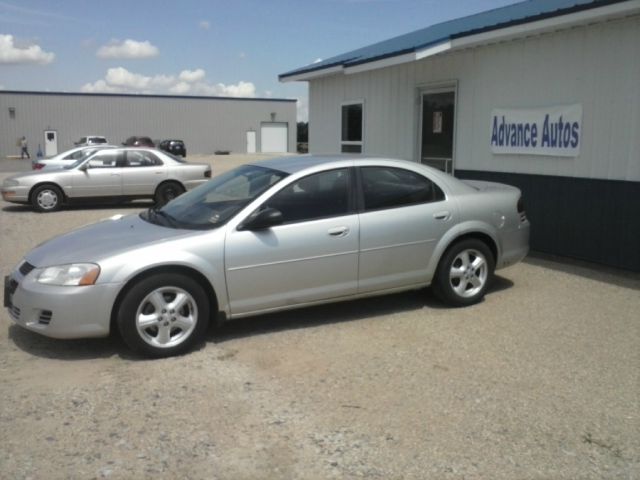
[9,107,16,119]
[341,102,363,153]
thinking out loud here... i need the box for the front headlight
[3,179,19,187]
[33,263,100,286]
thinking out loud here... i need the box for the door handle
[433,211,450,220]
[328,226,349,237]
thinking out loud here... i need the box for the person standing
[20,136,30,159]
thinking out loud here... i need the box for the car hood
[24,213,195,267]
[4,169,70,184]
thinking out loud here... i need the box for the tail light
[517,196,527,222]
[204,169,211,178]
[33,163,45,170]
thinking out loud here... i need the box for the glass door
[420,91,455,173]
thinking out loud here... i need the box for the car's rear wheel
[155,181,185,207]
[117,273,210,357]
[433,239,494,306]
[31,184,63,213]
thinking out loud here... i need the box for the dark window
[360,166,444,211]
[341,103,363,153]
[264,169,350,224]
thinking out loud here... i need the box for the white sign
[490,104,582,157]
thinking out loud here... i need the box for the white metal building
[281,0,640,271]
[0,91,297,158]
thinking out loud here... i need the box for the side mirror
[78,163,89,171]
[239,207,283,231]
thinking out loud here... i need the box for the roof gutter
[280,0,640,82]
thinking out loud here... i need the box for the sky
[0,0,517,121]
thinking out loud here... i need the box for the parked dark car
[159,139,186,157]
[123,136,155,147]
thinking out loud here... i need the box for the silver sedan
[4,155,529,357]
[2,147,211,212]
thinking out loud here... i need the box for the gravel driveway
[1,155,638,479]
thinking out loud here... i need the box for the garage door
[260,123,288,153]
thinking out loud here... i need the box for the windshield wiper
[144,207,178,228]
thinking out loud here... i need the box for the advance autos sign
[490,104,582,157]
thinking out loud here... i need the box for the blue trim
[280,0,629,79]
[0,90,296,103]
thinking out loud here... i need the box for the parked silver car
[2,148,211,212]
[32,145,116,171]
[4,155,529,357]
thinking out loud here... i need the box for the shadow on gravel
[2,202,151,213]
[7,276,513,359]
[212,275,513,343]
[525,253,640,291]
[8,325,137,361]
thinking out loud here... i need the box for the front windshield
[141,164,288,230]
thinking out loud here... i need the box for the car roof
[252,154,434,174]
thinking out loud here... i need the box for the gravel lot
[1,154,638,479]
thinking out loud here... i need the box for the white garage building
[0,91,297,158]
[280,0,640,272]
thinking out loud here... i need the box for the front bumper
[4,269,121,339]
[497,220,530,269]
[1,186,29,203]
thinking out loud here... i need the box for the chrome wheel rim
[448,249,488,298]
[36,189,58,210]
[135,287,198,349]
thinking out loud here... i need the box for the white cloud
[191,81,256,98]
[81,67,256,99]
[199,20,210,30]
[96,39,159,59]
[169,82,191,94]
[0,34,54,64]
[178,68,205,83]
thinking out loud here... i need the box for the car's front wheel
[31,184,63,212]
[117,273,210,357]
[433,239,494,306]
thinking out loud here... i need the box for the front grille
[9,305,20,320]
[19,261,35,276]
[38,310,53,325]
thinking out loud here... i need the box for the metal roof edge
[0,90,297,103]
[279,0,635,81]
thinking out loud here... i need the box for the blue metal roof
[280,0,626,79]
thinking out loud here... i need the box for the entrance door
[246,130,256,153]
[420,90,455,173]
[44,130,58,157]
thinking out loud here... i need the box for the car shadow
[2,201,153,213]
[7,325,135,360]
[525,252,640,291]
[211,276,514,344]
[8,276,513,360]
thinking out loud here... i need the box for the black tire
[432,239,495,307]
[154,181,185,207]
[117,273,210,358]
[31,184,63,213]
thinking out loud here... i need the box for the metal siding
[308,14,640,182]
[0,94,296,157]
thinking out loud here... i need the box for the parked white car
[32,145,116,171]
[74,136,108,146]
